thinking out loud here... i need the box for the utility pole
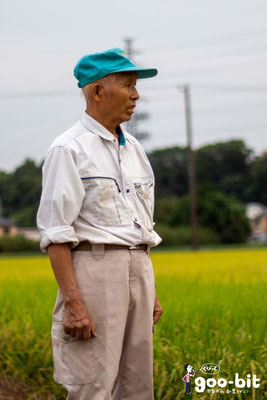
[123,38,150,142]
[124,38,134,60]
[179,84,198,250]
[124,38,137,136]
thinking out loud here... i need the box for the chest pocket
[132,177,154,231]
[80,176,123,226]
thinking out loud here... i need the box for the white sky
[0,0,267,171]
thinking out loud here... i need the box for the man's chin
[121,114,133,123]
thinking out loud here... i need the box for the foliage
[245,151,267,205]
[148,146,188,198]
[149,139,267,206]
[195,188,251,243]
[195,140,253,200]
[154,223,220,246]
[0,250,266,399]
[0,235,40,252]
[154,197,178,225]
[0,140,266,230]
[0,158,42,227]
[154,188,251,244]
[9,207,39,227]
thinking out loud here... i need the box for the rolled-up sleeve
[36,146,85,253]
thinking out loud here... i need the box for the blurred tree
[154,196,178,225]
[10,207,38,227]
[0,172,10,215]
[245,151,267,205]
[165,185,251,243]
[148,140,254,203]
[195,140,253,200]
[0,139,265,230]
[148,146,188,198]
[0,159,42,226]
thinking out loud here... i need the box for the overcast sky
[1,0,267,171]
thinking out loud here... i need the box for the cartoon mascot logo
[182,364,198,394]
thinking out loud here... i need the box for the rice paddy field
[0,248,266,399]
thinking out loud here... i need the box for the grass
[152,249,267,399]
[0,249,266,399]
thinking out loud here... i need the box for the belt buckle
[129,245,140,250]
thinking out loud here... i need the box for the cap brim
[114,66,158,79]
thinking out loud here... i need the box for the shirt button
[126,189,130,193]
[134,218,137,222]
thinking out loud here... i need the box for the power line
[138,44,267,68]
[142,104,267,117]
[176,84,267,93]
[2,83,267,99]
[0,91,77,98]
[137,28,267,55]
[188,84,267,93]
[138,83,267,93]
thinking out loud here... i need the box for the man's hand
[64,300,97,340]
[47,243,97,341]
[153,291,163,324]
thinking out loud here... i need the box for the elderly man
[37,48,163,400]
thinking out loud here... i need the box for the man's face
[100,72,140,125]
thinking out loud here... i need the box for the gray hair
[80,73,117,103]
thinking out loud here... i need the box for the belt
[72,241,149,252]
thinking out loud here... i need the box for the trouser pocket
[51,323,97,385]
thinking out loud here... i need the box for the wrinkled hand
[63,301,97,340]
[153,292,163,324]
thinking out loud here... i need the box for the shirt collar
[116,125,126,146]
[81,111,135,145]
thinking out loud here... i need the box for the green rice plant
[0,249,266,399]
[152,249,267,399]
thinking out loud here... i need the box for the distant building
[0,195,18,237]
[17,227,40,241]
[0,196,40,241]
[246,202,267,242]
[0,217,18,237]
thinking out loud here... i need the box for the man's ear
[91,83,103,103]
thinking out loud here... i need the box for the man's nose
[132,87,140,101]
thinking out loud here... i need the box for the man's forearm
[47,243,82,306]
[47,242,97,338]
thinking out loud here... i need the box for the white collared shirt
[36,111,163,252]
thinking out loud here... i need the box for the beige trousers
[51,244,156,400]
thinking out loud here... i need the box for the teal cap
[74,48,158,88]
